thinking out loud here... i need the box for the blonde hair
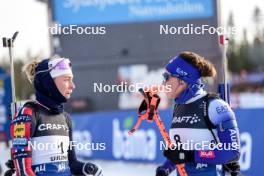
[22,55,62,84]
[22,59,42,84]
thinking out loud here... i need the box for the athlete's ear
[179,80,184,85]
[179,80,188,89]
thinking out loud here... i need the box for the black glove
[163,147,194,164]
[83,162,103,176]
[223,161,241,176]
[156,165,171,176]
[4,159,15,176]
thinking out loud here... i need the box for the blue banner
[52,0,214,25]
[0,68,12,141]
[71,108,263,175]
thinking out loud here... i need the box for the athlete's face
[163,72,187,99]
[54,74,75,99]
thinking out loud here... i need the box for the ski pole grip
[138,88,146,97]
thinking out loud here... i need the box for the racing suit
[10,102,95,176]
[160,91,240,176]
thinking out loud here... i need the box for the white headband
[49,58,72,78]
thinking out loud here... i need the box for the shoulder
[63,111,72,127]
[20,102,36,115]
[63,111,71,121]
[208,98,235,125]
[11,102,37,123]
[10,102,37,139]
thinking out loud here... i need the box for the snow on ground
[89,160,159,176]
[0,142,10,175]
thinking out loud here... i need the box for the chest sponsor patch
[199,150,215,158]
[38,123,69,131]
[172,114,201,124]
[50,155,68,162]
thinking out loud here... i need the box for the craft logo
[172,114,201,124]
[14,123,25,137]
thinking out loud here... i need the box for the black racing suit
[10,102,86,176]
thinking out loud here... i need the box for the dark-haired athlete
[156,52,240,176]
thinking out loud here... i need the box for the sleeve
[66,114,86,175]
[159,159,176,173]
[194,99,240,164]
[10,106,36,176]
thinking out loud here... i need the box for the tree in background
[250,6,264,69]
[239,29,256,72]
[227,6,263,73]
[227,12,241,73]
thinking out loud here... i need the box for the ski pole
[2,31,19,119]
[129,88,187,176]
[218,34,230,103]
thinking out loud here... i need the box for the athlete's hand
[156,165,171,176]
[4,159,16,176]
[223,161,241,176]
[83,162,103,176]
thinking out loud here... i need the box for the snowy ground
[1,142,10,175]
[90,160,160,176]
[0,142,177,176]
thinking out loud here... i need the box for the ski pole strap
[128,89,160,134]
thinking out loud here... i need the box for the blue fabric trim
[32,161,71,176]
[221,120,238,130]
[166,56,201,84]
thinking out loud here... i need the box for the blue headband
[165,55,201,84]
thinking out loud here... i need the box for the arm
[156,159,176,176]
[66,114,103,176]
[10,106,36,176]
[194,99,240,164]
[67,117,84,175]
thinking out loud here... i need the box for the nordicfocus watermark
[160,140,239,151]
[93,82,172,93]
[28,141,106,151]
[49,23,106,35]
[160,24,236,35]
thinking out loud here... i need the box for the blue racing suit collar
[174,84,204,104]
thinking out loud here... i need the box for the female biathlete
[7,57,103,176]
[156,51,240,176]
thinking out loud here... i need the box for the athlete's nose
[70,81,75,90]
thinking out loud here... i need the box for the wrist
[163,159,176,172]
